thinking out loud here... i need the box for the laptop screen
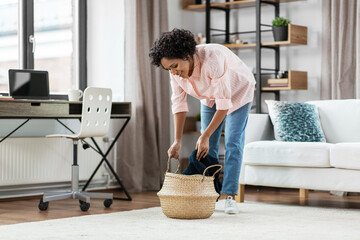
[8,69,50,99]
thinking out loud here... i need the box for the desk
[0,99,132,201]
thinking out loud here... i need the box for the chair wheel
[38,199,49,211]
[104,199,113,208]
[79,201,90,211]
[82,143,90,150]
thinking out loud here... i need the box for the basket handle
[202,164,223,181]
[166,157,180,174]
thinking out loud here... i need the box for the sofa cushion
[330,143,360,170]
[244,114,274,144]
[244,141,331,167]
[265,100,326,142]
[307,100,360,143]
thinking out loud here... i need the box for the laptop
[8,69,50,100]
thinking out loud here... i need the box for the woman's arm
[174,112,187,143]
[168,112,187,159]
[196,109,227,159]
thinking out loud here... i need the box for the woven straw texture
[157,160,221,219]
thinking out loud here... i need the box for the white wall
[87,0,125,102]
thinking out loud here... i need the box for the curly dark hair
[149,28,196,67]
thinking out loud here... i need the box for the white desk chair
[38,87,113,211]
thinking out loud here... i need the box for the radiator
[0,137,107,186]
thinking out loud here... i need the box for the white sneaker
[224,196,239,214]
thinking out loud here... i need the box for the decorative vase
[272,26,288,41]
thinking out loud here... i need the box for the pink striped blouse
[170,44,256,115]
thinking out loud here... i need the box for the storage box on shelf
[262,70,307,90]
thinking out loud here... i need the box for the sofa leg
[299,188,309,199]
[235,184,245,203]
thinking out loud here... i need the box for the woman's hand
[168,141,181,159]
[196,134,210,160]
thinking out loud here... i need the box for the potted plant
[195,113,201,132]
[272,17,291,42]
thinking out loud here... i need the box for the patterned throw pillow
[265,100,326,142]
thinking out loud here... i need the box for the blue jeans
[201,102,251,195]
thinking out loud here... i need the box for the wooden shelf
[262,70,307,91]
[223,43,256,49]
[183,0,305,11]
[223,24,307,49]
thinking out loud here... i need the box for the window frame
[2,0,87,99]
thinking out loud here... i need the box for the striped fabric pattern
[170,44,255,115]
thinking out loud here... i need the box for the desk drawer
[0,100,131,118]
[0,102,69,118]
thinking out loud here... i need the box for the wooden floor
[1,186,360,226]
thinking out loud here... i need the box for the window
[0,0,84,96]
[0,0,18,92]
[34,0,74,93]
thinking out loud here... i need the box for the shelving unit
[182,0,308,113]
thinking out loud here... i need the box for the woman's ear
[184,55,192,62]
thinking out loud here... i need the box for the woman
[149,29,255,214]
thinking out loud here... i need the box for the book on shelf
[267,78,289,84]
[267,84,289,88]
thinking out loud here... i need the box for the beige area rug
[0,200,359,240]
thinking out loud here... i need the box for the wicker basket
[157,158,222,219]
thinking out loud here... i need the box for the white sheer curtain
[321,0,360,99]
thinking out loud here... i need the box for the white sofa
[237,99,360,202]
